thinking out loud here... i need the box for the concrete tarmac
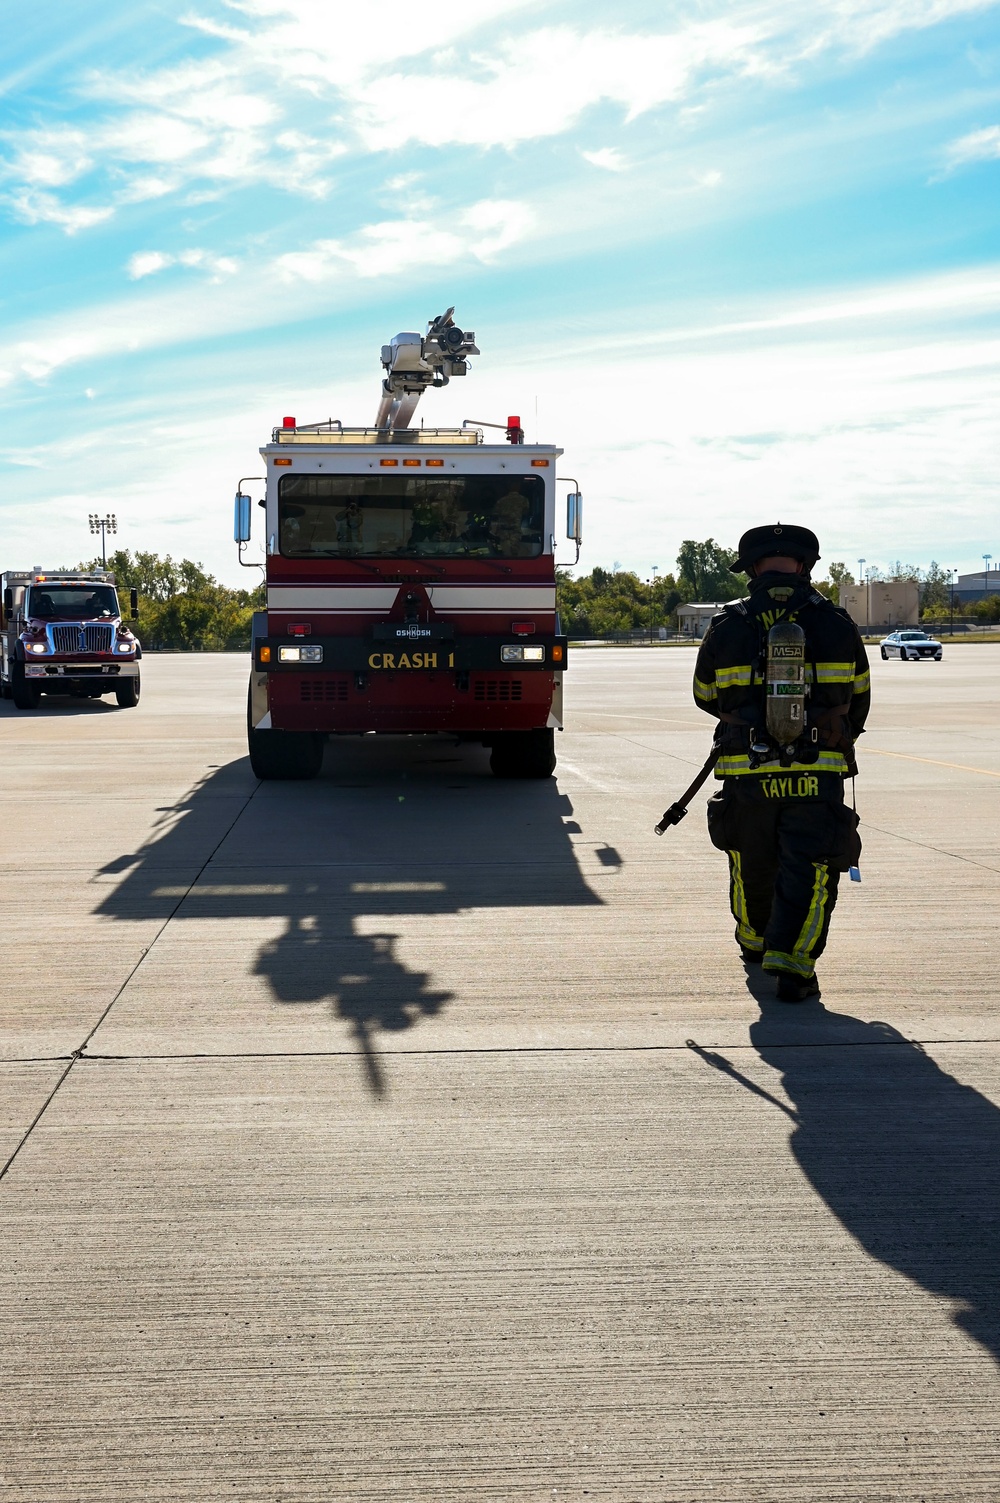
[2,647,999,1501]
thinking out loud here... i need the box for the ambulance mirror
[234,492,251,543]
[129,587,139,620]
[3,588,11,614]
[566,492,583,544]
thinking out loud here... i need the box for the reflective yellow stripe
[728,851,764,950]
[716,664,753,689]
[763,948,814,978]
[693,675,717,704]
[814,663,855,683]
[716,751,848,777]
[854,668,871,693]
[794,861,830,963]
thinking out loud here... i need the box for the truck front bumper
[24,660,139,680]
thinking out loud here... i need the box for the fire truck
[0,569,141,710]
[234,308,583,780]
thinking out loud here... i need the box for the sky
[1,0,999,586]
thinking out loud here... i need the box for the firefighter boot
[775,972,820,1003]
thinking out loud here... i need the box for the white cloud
[126,247,239,280]
[942,123,1000,168]
[4,0,996,233]
[7,188,113,233]
[582,148,628,171]
[275,198,532,282]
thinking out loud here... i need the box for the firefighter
[693,524,870,1001]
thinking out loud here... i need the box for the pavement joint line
[860,821,1000,874]
[868,748,1000,778]
[0,773,263,1187]
[41,1036,1000,1065]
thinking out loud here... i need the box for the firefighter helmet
[736,523,820,574]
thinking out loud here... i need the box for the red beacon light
[288,622,311,637]
[511,620,535,635]
[506,414,524,445]
[282,415,296,429]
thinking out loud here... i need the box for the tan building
[840,580,919,631]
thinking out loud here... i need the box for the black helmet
[736,523,820,574]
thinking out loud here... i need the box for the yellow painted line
[869,749,1000,779]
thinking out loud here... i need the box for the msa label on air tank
[769,644,805,658]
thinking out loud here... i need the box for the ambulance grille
[300,677,349,703]
[474,677,523,702]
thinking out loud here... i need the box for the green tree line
[556,545,997,637]
[75,550,264,650]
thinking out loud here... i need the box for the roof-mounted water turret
[374,307,479,431]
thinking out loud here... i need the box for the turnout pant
[708,774,848,979]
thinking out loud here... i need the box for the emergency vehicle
[1,569,141,710]
[234,309,582,780]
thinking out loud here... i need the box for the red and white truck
[234,309,582,780]
[1,569,141,710]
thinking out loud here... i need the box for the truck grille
[474,677,523,702]
[300,677,349,702]
[50,625,114,653]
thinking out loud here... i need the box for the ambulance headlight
[279,645,323,663]
[501,644,545,663]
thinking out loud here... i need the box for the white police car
[880,629,943,661]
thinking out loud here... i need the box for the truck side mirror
[234,492,251,543]
[129,587,139,620]
[566,492,583,544]
[3,588,11,614]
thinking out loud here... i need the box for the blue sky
[2,0,999,586]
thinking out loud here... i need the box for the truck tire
[489,728,556,780]
[115,673,141,708]
[11,663,41,710]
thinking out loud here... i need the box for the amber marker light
[403,458,421,467]
[530,458,549,467]
[426,458,444,467]
[260,646,272,662]
[380,458,399,467]
[552,644,564,662]
[274,458,292,466]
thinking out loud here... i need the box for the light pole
[650,567,659,641]
[984,553,992,600]
[89,513,117,566]
[950,568,957,637]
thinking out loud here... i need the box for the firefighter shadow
[746,1003,1000,1368]
[93,746,608,1098]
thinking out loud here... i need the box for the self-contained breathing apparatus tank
[764,620,807,749]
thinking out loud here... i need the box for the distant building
[841,581,919,631]
[953,566,1000,605]
[676,601,737,638]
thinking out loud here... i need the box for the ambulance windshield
[278,473,545,559]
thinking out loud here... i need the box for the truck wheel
[115,674,141,708]
[11,664,41,710]
[489,728,556,780]
[249,725,324,780]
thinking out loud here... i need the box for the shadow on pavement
[94,737,608,1096]
[745,1001,1000,1368]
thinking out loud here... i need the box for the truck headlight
[501,644,545,663]
[279,645,323,663]
[115,640,134,654]
[26,641,48,654]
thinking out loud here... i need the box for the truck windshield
[27,585,119,620]
[278,473,545,559]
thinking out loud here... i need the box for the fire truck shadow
[94,745,608,1097]
[748,1004,1000,1368]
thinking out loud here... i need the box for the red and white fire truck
[234,309,582,780]
[1,569,141,710]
